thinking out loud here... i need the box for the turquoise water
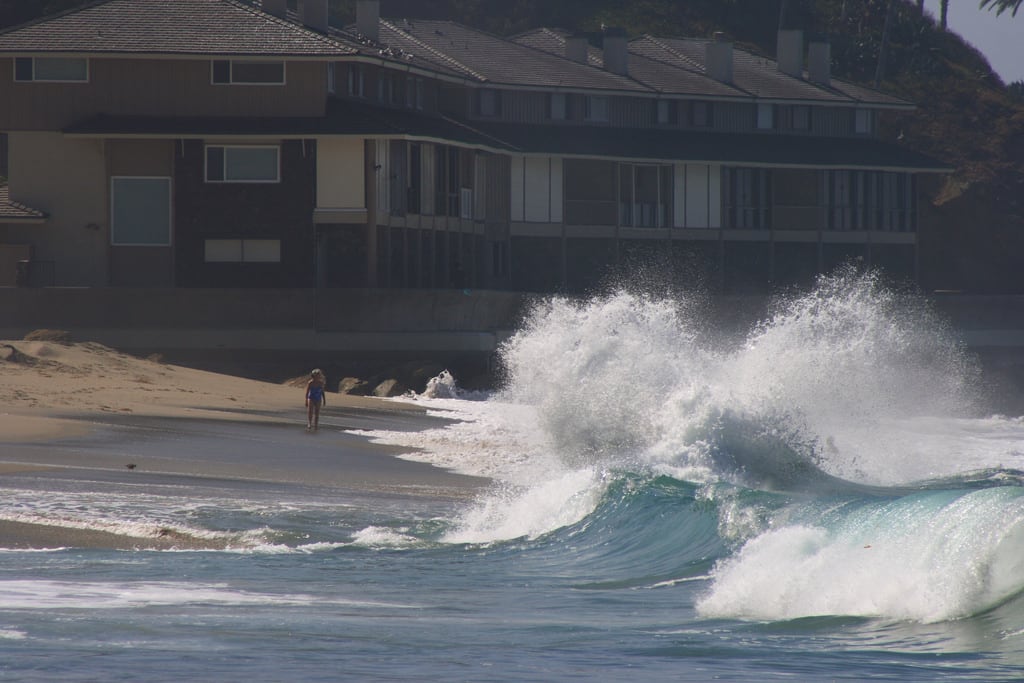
[5,271,1024,681]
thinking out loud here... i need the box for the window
[415,78,425,109]
[564,159,617,225]
[722,167,771,229]
[204,239,281,263]
[691,101,712,127]
[327,62,336,95]
[854,108,872,135]
[378,74,394,103]
[205,145,280,183]
[210,60,285,85]
[618,163,673,228]
[14,57,88,82]
[656,100,673,125]
[585,95,609,122]
[549,93,568,120]
[479,89,500,117]
[348,65,365,97]
[792,105,811,131]
[110,177,171,246]
[756,103,774,130]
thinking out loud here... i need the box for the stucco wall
[7,132,108,285]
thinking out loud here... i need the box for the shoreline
[0,339,487,550]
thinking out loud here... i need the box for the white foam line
[0,580,424,611]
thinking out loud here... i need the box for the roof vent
[357,0,380,43]
[808,40,831,85]
[602,26,628,76]
[705,32,733,84]
[299,0,328,33]
[262,0,287,19]
[565,34,589,64]
[777,29,803,78]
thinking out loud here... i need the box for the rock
[337,376,372,396]
[372,378,408,398]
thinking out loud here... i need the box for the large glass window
[205,145,280,183]
[564,159,616,225]
[722,167,770,229]
[111,177,171,246]
[14,57,88,82]
[211,60,285,85]
[619,163,672,228]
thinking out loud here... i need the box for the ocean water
[5,270,1024,681]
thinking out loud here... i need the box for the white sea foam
[697,486,1024,623]
[367,270,1024,556]
[0,580,421,610]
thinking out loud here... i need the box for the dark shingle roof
[341,19,652,92]
[0,186,47,221]
[470,121,950,172]
[0,0,355,57]
[515,29,912,108]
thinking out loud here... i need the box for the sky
[923,0,1024,84]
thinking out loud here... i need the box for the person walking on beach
[305,368,326,432]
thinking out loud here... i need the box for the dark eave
[470,122,952,172]
[62,100,517,152]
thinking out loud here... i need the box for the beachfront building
[0,0,948,292]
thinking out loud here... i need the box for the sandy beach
[0,338,485,550]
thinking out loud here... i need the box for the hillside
[2,0,1022,292]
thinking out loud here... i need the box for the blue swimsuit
[308,385,324,403]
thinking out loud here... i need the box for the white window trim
[14,56,89,83]
[205,145,281,184]
[210,60,287,86]
[110,176,172,247]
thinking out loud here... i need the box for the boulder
[372,378,408,398]
[337,376,372,396]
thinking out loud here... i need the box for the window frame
[14,56,89,83]
[585,95,610,122]
[110,176,173,247]
[204,145,281,184]
[210,59,286,86]
[204,239,282,263]
[756,103,775,130]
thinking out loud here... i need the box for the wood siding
[0,57,328,130]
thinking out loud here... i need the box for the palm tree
[940,0,949,29]
[980,0,1023,16]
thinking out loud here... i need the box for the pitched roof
[0,185,47,222]
[514,29,912,108]
[470,121,950,172]
[337,19,652,93]
[0,0,355,58]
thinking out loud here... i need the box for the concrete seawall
[4,288,1024,352]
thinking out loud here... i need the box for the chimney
[705,32,733,84]
[808,40,831,85]
[565,34,589,64]
[357,0,380,43]
[299,0,328,33]
[602,27,628,76]
[262,0,287,19]
[777,29,803,78]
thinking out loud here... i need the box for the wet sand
[0,340,487,550]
